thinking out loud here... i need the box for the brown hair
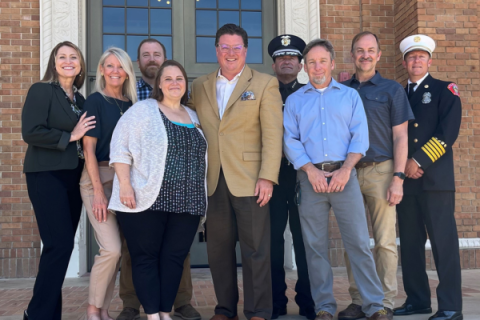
[137,38,167,60]
[303,39,335,61]
[215,23,248,48]
[41,41,86,89]
[150,60,189,105]
[351,31,381,53]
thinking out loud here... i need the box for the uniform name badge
[422,92,432,104]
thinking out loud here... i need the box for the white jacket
[108,98,208,216]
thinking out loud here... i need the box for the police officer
[267,34,315,320]
[393,35,463,320]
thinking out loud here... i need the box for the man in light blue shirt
[283,39,388,320]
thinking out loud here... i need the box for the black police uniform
[270,78,315,318]
[397,74,462,312]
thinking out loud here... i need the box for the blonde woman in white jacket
[109,60,207,320]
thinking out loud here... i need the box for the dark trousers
[116,209,200,315]
[270,161,314,310]
[25,162,84,320]
[207,170,272,320]
[397,191,462,311]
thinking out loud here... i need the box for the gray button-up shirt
[343,71,414,162]
[283,78,369,170]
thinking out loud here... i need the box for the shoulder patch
[447,83,460,96]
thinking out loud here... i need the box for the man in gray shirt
[340,32,414,320]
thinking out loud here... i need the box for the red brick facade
[0,0,479,277]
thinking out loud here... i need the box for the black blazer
[22,82,86,173]
[403,74,462,194]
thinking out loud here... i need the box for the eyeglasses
[217,44,245,53]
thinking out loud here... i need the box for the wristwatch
[393,172,406,180]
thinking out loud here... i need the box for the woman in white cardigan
[109,60,207,320]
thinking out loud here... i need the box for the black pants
[116,209,200,314]
[25,162,84,320]
[270,161,314,310]
[206,170,272,320]
[397,191,462,311]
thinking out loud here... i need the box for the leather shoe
[428,311,463,320]
[315,311,333,320]
[393,303,432,316]
[210,315,239,320]
[299,306,316,320]
[23,310,28,320]
[385,308,393,320]
[272,306,287,319]
[338,303,365,320]
[367,309,388,320]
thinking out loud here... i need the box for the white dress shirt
[216,67,244,119]
[408,72,429,93]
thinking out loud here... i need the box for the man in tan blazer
[187,24,283,320]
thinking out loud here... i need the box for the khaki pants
[80,166,122,309]
[120,237,193,310]
[344,160,398,309]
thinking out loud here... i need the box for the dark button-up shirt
[137,78,153,101]
[279,78,305,104]
[283,79,369,170]
[342,71,414,162]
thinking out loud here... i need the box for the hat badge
[281,35,291,46]
[414,36,421,43]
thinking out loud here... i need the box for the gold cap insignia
[414,36,421,43]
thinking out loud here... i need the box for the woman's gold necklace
[104,93,125,115]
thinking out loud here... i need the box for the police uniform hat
[400,34,436,58]
[268,34,306,61]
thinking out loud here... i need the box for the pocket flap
[243,152,262,161]
[365,93,388,102]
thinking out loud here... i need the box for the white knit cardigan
[108,98,208,216]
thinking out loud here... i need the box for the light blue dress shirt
[283,78,369,170]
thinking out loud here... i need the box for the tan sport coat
[187,65,283,197]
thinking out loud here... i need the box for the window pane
[242,12,261,37]
[241,0,261,10]
[103,35,125,52]
[151,36,173,59]
[219,0,239,9]
[196,37,217,63]
[103,0,125,6]
[195,0,216,9]
[219,11,239,27]
[127,35,147,60]
[127,8,148,34]
[196,10,217,36]
[150,0,172,7]
[127,0,147,6]
[151,9,171,34]
[103,8,125,34]
[246,38,262,63]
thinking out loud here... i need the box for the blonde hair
[95,47,137,104]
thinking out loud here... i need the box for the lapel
[53,86,79,123]
[409,74,433,109]
[224,65,253,114]
[202,71,220,119]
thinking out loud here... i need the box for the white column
[40,0,88,278]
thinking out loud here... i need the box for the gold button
[414,139,418,143]
[414,123,419,127]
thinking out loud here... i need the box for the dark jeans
[397,192,462,311]
[116,209,200,315]
[25,162,84,320]
[270,161,314,310]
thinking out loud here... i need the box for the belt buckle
[321,162,331,170]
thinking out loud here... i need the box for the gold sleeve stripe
[431,138,446,154]
[426,141,442,158]
[422,146,437,162]
[424,144,440,160]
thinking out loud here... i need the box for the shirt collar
[217,66,245,82]
[279,78,299,90]
[137,78,153,90]
[303,77,341,93]
[348,71,382,86]
[408,72,429,86]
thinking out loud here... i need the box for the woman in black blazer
[21,41,96,320]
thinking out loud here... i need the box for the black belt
[355,160,386,169]
[313,161,343,172]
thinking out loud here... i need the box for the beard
[139,62,160,79]
[312,75,326,85]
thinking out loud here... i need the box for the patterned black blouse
[150,109,207,216]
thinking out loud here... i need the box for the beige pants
[344,160,398,309]
[80,166,122,309]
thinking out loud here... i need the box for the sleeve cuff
[412,158,421,167]
[109,156,132,167]
[413,137,446,169]
[291,154,312,171]
[347,143,368,157]
[57,131,71,151]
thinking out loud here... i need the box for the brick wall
[0,0,40,278]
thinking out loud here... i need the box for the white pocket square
[241,91,256,101]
